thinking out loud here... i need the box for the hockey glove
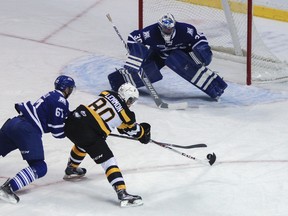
[138,122,151,144]
[117,128,126,134]
[191,43,212,66]
[124,43,151,73]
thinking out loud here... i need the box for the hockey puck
[207,153,217,165]
[207,154,213,160]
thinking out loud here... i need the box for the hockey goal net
[138,0,288,85]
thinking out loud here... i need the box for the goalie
[108,13,227,100]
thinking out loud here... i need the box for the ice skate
[63,166,87,180]
[0,178,19,204]
[116,188,143,207]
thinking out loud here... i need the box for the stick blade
[207,153,217,166]
[120,199,143,207]
[158,101,188,110]
[181,143,207,149]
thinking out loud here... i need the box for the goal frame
[138,0,253,85]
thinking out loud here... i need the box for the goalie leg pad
[108,69,128,91]
[165,50,202,80]
[108,61,163,91]
[142,60,163,83]
[166,50,227,99]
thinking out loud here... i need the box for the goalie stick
[106,13,188,110]
[109,133,216,166]
[139,68,188,109]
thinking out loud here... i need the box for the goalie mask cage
[138,0,288,85]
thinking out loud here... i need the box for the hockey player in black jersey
[108,13,227,100]
[63,83,151,207]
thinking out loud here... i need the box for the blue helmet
[54,75,75,91]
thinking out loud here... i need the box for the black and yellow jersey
[75,90,143,139]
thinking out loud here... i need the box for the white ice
[0,1,288,216]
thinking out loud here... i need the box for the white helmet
[158,13,176,36]
[118,83,139,106]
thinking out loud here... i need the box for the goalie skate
[63,166,87,180]
[0,179,19,204]
[117,189,143,207]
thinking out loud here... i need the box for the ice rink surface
[0,1,288,216]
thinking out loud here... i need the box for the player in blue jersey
[63,83,150,207]
[0,75,75,204]
[108,13,227,100]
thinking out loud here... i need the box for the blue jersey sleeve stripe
[52,132,65,137]
[23,102,44,134]
[47,123,65,128]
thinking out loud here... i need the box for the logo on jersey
[187,27,194,36]
[143,31,151,40]
[21,150,30,154]
[58,97,67,105]
[80,111,87,116]
[93,154,103,161]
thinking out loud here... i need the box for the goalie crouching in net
[108,13,227,100]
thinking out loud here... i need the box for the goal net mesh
[140,0,288,83]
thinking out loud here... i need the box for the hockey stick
[109,133,207,149]
[110,133,216,165]
[151,139,207,149]
[106,14,128,51]
[106,13,188,110]
[139,68,188,109]
[154,142,216,166]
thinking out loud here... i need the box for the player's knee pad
[108,61,163,91]
[27,160,47,179]
[142,61,163,83]
[165,49,203,81]
[166,50,227,99]
[84,142,114,164]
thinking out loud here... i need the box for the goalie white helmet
[118,83,139,106]
[158,13,176,35]
[158,13,176,44]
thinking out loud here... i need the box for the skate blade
[0,191,19,204]
[120,199,143,207]
[63,174,86,181]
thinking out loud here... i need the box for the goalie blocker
[108,43,227,99]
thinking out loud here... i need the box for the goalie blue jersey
[15,90,70,138]
[127,22,209,60]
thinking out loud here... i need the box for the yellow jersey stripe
[120,109,131,122]
[84,105,111,136]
